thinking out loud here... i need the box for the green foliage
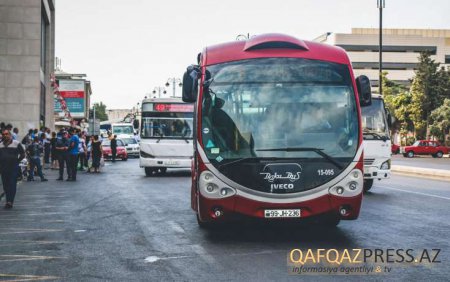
[409,52,449,139]
[93,102,108,121]
[429,98,450,142]
[381,72,412,135]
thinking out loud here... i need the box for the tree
[93,102,108,121]
[381,71,409,136]
[429,98,450,143]
[409,52,448,139]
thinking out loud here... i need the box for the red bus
[182,34,372,227]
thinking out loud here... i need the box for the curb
[391,165,450,180]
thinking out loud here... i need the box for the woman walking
[91,135,102,173]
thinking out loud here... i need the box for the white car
[120,137,140,157]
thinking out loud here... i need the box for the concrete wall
[0,0,55,137]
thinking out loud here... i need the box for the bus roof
[203,33,351,66]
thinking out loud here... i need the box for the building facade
[315,28,450,87]
[54,71,92,126]
[0,0,55,135]
[107,109,133,122]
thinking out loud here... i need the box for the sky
[55,0,450,109]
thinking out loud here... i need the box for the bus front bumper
[139,157,192,168]
[197,193,363,223]
[364,165,391,180]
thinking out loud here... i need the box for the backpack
[56,136,66,148]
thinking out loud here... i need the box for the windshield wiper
[217,157,279,170]
[255,147,343,170]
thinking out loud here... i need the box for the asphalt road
[392,154,450,170]
[0,159,449,281]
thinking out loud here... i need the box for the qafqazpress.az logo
[287,248,441,275]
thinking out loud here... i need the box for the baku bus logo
[260,163,302,183]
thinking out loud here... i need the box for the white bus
[99,121,135,138]
[139,97,194,176]
[361,94,392,191]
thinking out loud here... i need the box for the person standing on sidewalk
[50,131,58,169]
[91,135,103,173]
[77,132,87,171]
[26,137,48,182]
[68,128,80,181]
[0,129,25,209]
[55,130,69,181]
[110,135,117,163]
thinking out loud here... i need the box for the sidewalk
[391,165,450,181]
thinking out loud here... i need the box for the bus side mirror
[182,65,200,103]
[356,75,372,107]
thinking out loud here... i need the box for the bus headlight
[380,160,390,170]
[329,169,363,197]
[199,171,236,199]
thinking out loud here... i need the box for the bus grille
[364,159,375,165]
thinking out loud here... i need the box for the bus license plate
[165,160,179,165]
[264,209,301,218]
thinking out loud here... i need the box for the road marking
[378,186,450,201]
[0,255,67,262]
[0,229,64,235]
[0,274,60,281]
[167,221,185,233]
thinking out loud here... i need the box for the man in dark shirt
[110,135,117,163]
[27,137,48,182]
[0,129,25,209]
[55,130,70,181]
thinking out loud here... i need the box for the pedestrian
[50,131,58,169]
[12,128,19,141]
[55,130,69,181]
[68,128,80,181]
[111,135,117,163]
[78,132,87,171]
[42,132,51,169]
[91,135,102,173]
[0,129,26,209]
[26,137,48,182]
[21,129,33,146]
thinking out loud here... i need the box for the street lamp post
[152,87,167,98]
[165,78,182,97]
[378,0,385,95]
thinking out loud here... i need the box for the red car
[102,139,128,161]
[401,140,449,158]
[391,143,400,154]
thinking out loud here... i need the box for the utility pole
[165,78,182,97]
[378,0,385,95]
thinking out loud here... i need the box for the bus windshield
[113,125,134,135]
[141,103,194,139]
[201,58,358,193]
[361,98,389,140]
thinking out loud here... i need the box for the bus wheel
[145,167,155,177]
[196,214,213,229]
[322,215,340,227]
[363,179,374,192]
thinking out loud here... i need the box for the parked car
[102,139,128,161]
[121,137,140,158]
[401,140,449,158]
[391,143,400,154]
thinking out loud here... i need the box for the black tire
[322,215,341,227]
[432,154,437,158]
[407,151,414,158]
[122,157,128,161]
[363,179,374,192]
[196,213,213,229]
[145,167,155,177]
[436,151,443,158]
[402,153,407,157]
